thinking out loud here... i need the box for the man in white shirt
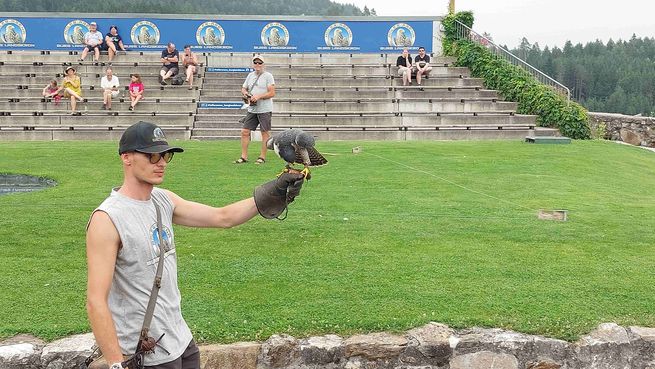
[80,22,104,62]
[100,67,120,110]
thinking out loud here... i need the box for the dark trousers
[145,340,200,369]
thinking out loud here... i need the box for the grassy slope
[0,140,654,342]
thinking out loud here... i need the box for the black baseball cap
[118,121,184,155]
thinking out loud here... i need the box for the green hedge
[442,13,590,139]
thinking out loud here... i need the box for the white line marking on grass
[365,151,535,212]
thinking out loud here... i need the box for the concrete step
[0,125,191,141]
[205,53,455,66]
[200,88,499,100]
[0,101,196,112]
[0,87,199,98]
[194,113,537,127]
[196,100,517,114]
[0,73,205,85]
[191,124,538,141]
[203,66,469,78]
[0,50,197,63]
[201,77,484,88]
[0,65,205,76]
[0,113,194,126]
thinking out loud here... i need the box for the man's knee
[241,129,251,138]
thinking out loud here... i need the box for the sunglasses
[253,61,264,65]
[139,151,174,164]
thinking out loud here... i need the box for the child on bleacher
[128,74,144,111]
[42,80,62,106]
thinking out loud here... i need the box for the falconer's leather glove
[253,172,305,219]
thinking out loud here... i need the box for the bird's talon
[300,168,311,180]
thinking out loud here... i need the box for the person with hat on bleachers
[100,67,120,110]
[234,54,275,165]
[103,25,126,63]
[79,21,104,62]
[396,48,413,88]
[63,66,83,115]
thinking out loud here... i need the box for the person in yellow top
[63,66,84,114]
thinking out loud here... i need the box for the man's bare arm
[86,211,124,364]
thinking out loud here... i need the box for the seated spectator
[62,66,83,114]
[128,74,144,111]
[103,25,126,63]
[414,46,432,90]
[396,48,413,88]
[182,44,198,90]
[159,42,179,85]
[100,67,120,110]
[79,22,103,62]
[42,79,62,105]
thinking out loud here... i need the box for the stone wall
[2,322,655,369]
[588,112,655,147]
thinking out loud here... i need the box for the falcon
[267,129,327,180]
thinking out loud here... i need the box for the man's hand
[253,172,305,219]
[276,172,305,203]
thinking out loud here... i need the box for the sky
[334,0,654,49]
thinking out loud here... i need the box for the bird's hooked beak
[266,137,274,150]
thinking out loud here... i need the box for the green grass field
[1,139,654,343]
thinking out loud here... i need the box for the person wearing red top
[128,74,144,111]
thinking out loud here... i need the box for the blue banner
[207,67,254,72]
[0,15,436,53]
[199,102,243,109]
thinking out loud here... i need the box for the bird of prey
[267,129,327,180]
[138,27,153,44]
[2,25,21,44]
[72,26,85,44]
[268,28,284,46]
[203,28,220,45]
[395,29,411,47]
[331,29,349,47]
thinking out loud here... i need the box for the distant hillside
[510,35,655,117]
[0,0,377,16]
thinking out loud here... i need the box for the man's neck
[118,177,154,201]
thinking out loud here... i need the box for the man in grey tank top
[86,121,304,369]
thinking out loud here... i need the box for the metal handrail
[454,20,570,102]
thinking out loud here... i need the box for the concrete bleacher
[193,52,556,140]
[0,50,200,140]
[0,50,558,141]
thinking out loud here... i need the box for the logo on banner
[196,22,225,46]
[131,21,160,45]
[63,20,89,44]
[387,23,415,47]
[324,23,352,47]
[261,22,289,46]
[0,19,26,44]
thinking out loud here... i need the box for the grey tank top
[94,187,192,365]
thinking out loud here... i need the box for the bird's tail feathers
[306,147,328,167]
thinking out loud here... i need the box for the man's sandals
[233,157,265,164]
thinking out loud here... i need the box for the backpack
[171,73,185,85]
